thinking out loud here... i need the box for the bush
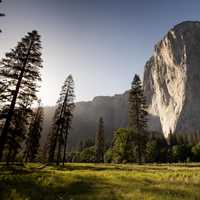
[112,128,136,163]
[104,148,112,163]
[79,146,95,163]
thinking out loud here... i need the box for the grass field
[0,163,200,200]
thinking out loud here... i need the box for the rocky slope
[144,21,200,137]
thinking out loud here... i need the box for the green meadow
[0,163,200,200]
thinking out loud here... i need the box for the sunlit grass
[0,163,200,200]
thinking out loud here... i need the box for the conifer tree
[48,75,75,165]
[6,108,29,165]
[95,117,105,163]
[0,30,43,160]
[168,131,177,146]
[128,74,148,163]
[24,100,44,162]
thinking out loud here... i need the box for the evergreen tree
[6,108,30,165]
[24,100,44,162]
[145,133,168,163]
[168,131,177,146]
[128,74,148,163]
[0,30,43,161]
[95,117,105,163]
[48,75,75,165]
[112,128,134,163]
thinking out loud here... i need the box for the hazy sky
[1,0,200,105]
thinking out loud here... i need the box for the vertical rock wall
[144,21,200,137]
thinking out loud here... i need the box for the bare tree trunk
[62,131,68,166]
[6,145,12,166]
[56,134,62,166]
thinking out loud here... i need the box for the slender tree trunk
[48,132,58,163]
[6,145,12,166]
[138,142,142,164]
[62,131,68,166]
[50,90,69,165]
[56,118,66,165]
[0,39,34,161]
[24,149,29,163]
[11,150,18,164]
[56,133,62,165]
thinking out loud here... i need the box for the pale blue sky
[1,0,200,105]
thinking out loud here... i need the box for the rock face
[143,21,200,137]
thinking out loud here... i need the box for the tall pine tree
[48,75,75,165]
[95,117,105,163]
[0,30,43,161]
[24,100,44,162]
[128,74,148,163]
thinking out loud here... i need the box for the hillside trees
[95,117,105,162]
[24,100,44,162]
[48,75,75,165]
[0,30,43,161]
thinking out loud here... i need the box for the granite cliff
[144,21,200,137]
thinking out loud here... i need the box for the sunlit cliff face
[144,21,200,137]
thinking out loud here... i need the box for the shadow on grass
[0,172,120,200]
[0,171,199,200]
[0,165,31,175]
[1,163,200,200]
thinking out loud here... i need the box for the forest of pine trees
[0,1,200,166]
[0,30,200,165]
[0,30,77,165]
[0,31,43,163]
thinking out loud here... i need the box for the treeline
[0,31,44,164]
[0,30,76,166]
[66,130,200,163]
[67,75,200,164]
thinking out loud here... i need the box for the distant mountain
[42,92,129,149]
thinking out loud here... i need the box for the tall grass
[0,163,200,200]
